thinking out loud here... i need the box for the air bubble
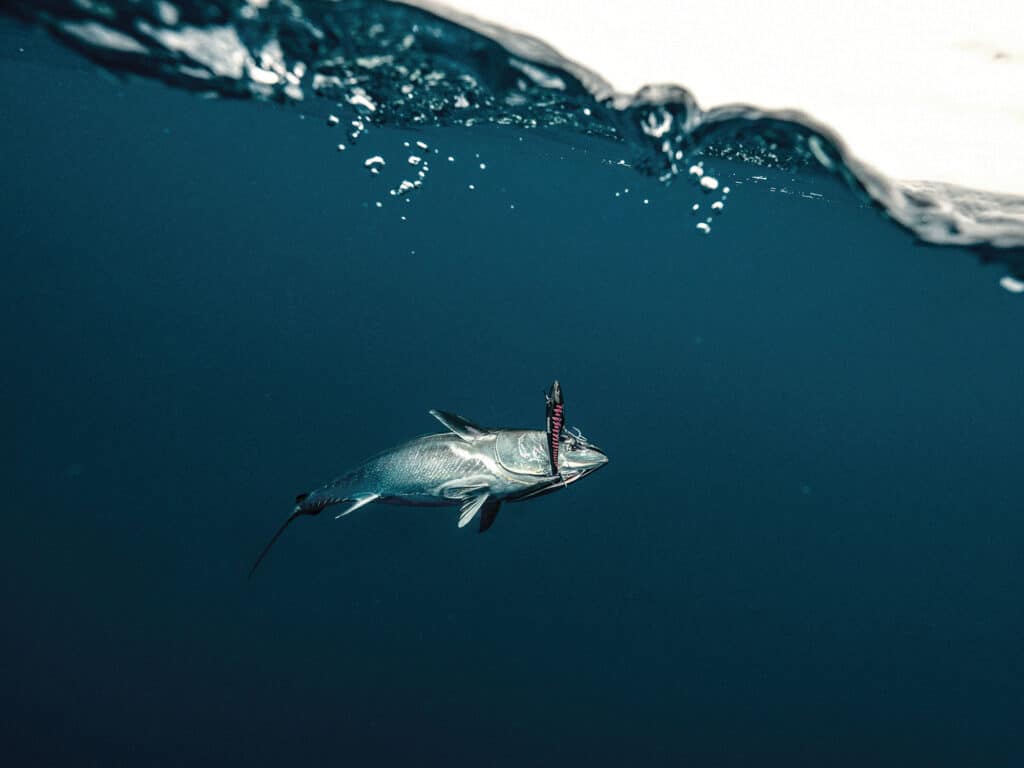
[999,276,1024,293]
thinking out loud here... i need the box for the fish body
[250,409,607,575]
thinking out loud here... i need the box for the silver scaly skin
[249,410,608,576]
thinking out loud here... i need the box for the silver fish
[250,409,608,575]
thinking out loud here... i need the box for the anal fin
[478,498,501,533]
[334,492,380,519]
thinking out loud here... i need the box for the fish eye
[562,427,589,450]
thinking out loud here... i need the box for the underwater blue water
[2,7,1024,766]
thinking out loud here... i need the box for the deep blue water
[3,16,1024,767]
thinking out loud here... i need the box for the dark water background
[3,22,1023,767]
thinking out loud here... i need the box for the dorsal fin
[429,409,488,441]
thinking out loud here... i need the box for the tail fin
[248,504,305,579]
[249,490,369,577]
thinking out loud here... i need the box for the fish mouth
[561,454,609,484]
[564,464,604,484]
[510,458,607,501]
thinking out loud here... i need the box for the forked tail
[248,494,312,579]
[249,489,379,577]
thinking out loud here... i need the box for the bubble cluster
[350,136,493,219]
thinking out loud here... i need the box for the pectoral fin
[458,493,490,528]
[334,492,380,519]
[478,498,501,533]
[442,483,488,501]
[430,410,488,442]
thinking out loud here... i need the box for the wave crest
[7,0,1024,274]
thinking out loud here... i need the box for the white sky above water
[431,0,1024,196]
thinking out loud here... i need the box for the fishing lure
[545,379,564,477]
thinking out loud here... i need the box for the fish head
[556,428,608,484]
